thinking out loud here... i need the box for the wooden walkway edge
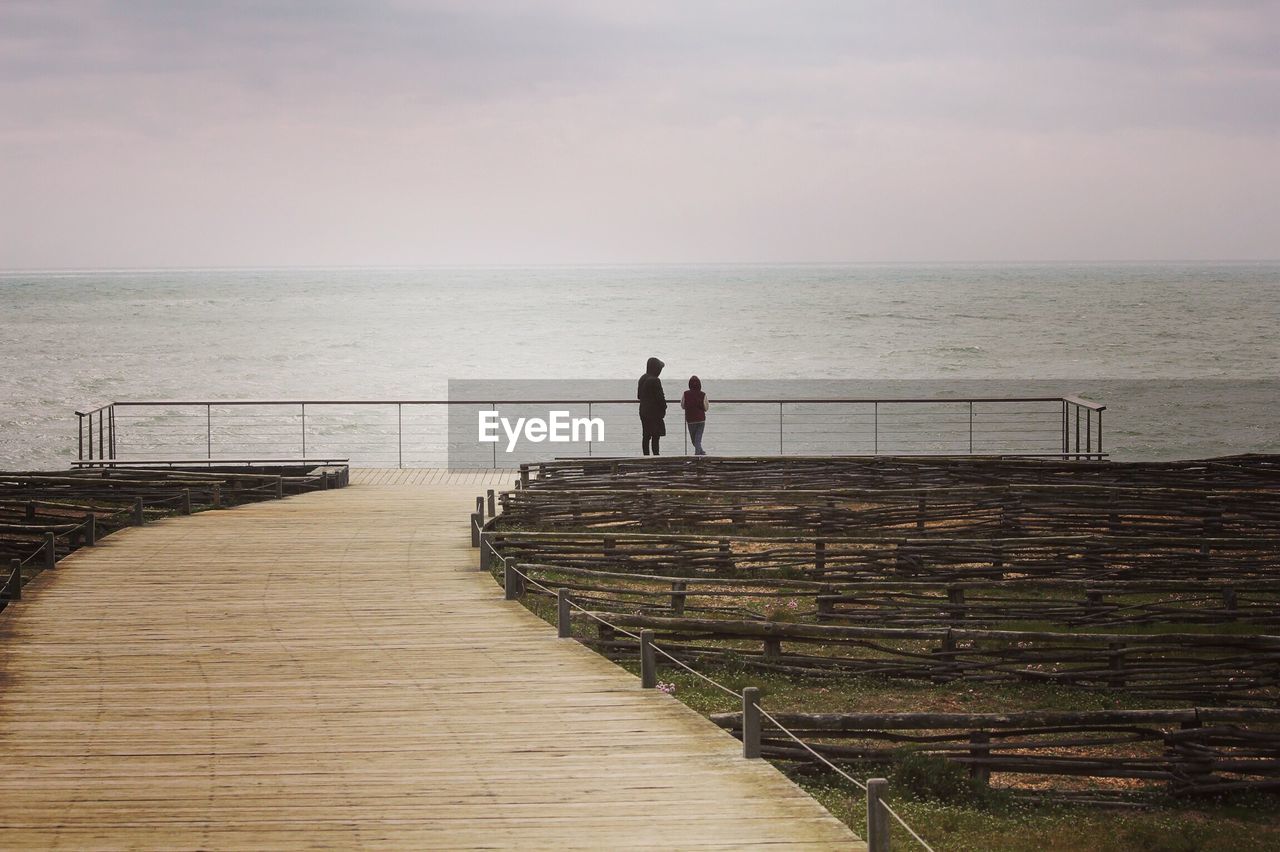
[0,480,861,849]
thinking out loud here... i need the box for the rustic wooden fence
[1,466,348,610]
[708,708,1280,798]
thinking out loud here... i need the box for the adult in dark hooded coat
[637,356,667,456]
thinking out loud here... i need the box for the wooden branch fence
[708,708,1280,797]
[1,466,348,610]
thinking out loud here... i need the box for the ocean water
[1,264,1276,468]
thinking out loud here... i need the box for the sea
[1,263,1276,468]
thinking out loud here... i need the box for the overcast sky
[1,1,1277,268]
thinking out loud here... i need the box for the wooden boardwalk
[0,477,860,849]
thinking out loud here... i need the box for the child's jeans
[687,421,706,455]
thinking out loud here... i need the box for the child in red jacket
[680,376,709,456]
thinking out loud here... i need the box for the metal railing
[76,396,1105,467]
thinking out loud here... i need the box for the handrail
[77,395,1108,466]
[100,396,1087,406]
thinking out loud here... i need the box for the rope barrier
[488,538,938,850]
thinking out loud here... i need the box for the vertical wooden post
[503,560,523,600]
[211,484,222,509]
[520,465,530,488]
[947,586,965,622]
[487,489,496,517]
[43,533,56,569]
[640,629,657,688]
[83,513,96,546]
[969,731,991,786]
[479,533,494,570]
[742,687,761,758]
[133,498,145,526]
[182,489,193,515]
[476,496,485,518]
[275,477,284,499]
[866,778,890,852]
[670,581,687,616]
[470,513,482,547]
[25,501,36,522]
[916,497,926,530]
[557,588,572,638]
[6,559,21,601]
[1221,587,1238,621]
[814,540,826,572]
[1108,642,1127,688]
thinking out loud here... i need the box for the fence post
[182,489,193,515]
[520,465,530,488]
[133,497,145,526]
[670,581,687,616]
[84,513,96,546]
[969,731,991,786]
[640,629,657,688]
[470,513,483,547]
[6,559,21,601]
[479,532,494,570]
[557,588,572,638]
[487,489,496,517]
[275,477,284,499]
[476,496,486,519]
[43,533,56,569]
[25,501,35,522]
[742,687,761,758]
[504,560,524,600]
[866,778,890,852]
[211,484,222,509]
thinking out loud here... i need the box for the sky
[1,1,1278,268]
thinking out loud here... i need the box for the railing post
[503,560,523,600]
[87,411,93,460]
[778,401,784,455]
[206,403,212,459]
[98,411,104,460]
[1062,400,1068,457]
[84,513,96,546]
[182,488,193,515]
[742,687,761,758]
[873,402,878,455]
[275,476,284,499]
[471,512,482,547]
[44,532,57,569]
[557,587,572,638]
[211,484,221,509]
[1098,409,1104,455]
[968,401,974,454]
[133,497,145,526]
[6,559,21,601]
[476,496,485,519]
[397,403,403,470]
[479,532,494,570]
[109,404,116,459]
[78,413,84,461]
[640,629,657,688]
[301,403,306,457]
[866,778,890,852]
[487,489,496,517]
[1086,409,1092,455]
[520,465,530,488]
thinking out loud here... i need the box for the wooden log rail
[0,466,347,610]
[497,482,1280,537]
[487,531,1280,585]
[504,558,1280,629]
[523,454,1280,492]
[707,708,1280,796]
[574,613,1280,703]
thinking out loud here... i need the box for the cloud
[0,1,1277,266]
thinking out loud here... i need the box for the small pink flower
[656,681,677,694]
[786,600,798,610]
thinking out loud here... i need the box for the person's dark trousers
[687,421,705,455]
[643,435,661,456]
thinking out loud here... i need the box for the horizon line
[3,258,1280,275]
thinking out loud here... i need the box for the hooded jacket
[637,357,667,433]
[681,375,706,423]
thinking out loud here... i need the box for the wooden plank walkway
[0,480,861,849]
[349,468,520,487]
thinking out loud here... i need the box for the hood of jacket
[688,375,701,391]
[645,357,664,376]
